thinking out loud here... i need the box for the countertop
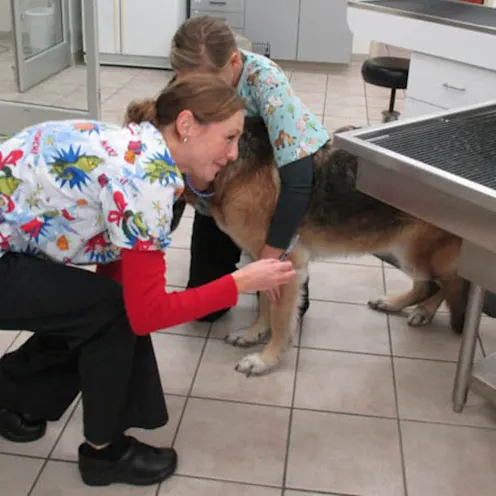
[348,0,496,34]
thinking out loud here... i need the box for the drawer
[403,97,445,119]
[190,0,245,12]
[407,52,496,110]
[190,9,244,29]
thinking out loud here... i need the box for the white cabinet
[244,0,299,60]
[244,0,351,63]
[407,52,496,110]
[120,0,180,57]
[296,0,352,63]
[86,0,186,68]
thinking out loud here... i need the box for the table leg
[452,283,485,413]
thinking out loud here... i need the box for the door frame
[0,0,101,135]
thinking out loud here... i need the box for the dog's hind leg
[443,276,470,334]
[234,272,303,376]
[225,292,271,347]
[408,287,446,326]
[368,279,435,314]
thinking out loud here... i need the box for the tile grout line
[280,316,303,493]
[26,395,83,496]
[155,322,213,496]
[383,264,409,496]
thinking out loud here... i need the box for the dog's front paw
[224,327,270,348]
[408,306,434,327]
[368,296,400,313]
[234,352,277,377]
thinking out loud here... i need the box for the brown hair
[124,73,245,127]
[170,15,237,72]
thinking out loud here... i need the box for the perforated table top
[361,0,496,29]
[361,105,496,190]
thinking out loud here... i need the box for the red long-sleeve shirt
[96,249,238,335]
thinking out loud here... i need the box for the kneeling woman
[0,74,295,487]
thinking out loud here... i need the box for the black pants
[187,211,310,321]
[0,253,167,445]
[187,212,242,321]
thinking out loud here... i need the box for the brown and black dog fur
[179,116,467,376]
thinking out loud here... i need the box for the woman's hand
[232,258,295,295]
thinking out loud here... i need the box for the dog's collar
[183,174,215,198]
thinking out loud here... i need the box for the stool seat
[361,56,410,90]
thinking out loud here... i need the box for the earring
[183,137,188,143]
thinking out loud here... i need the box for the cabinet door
[97,0,119,54]
[120,0,185,57]
[297,0,352,63]
[244,0,299,60]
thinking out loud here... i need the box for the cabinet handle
[210,1,227,5]
[442,83,466,93]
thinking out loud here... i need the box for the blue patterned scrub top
[0,120,184,265]
[238,50,330,165]
[194,50,330,215]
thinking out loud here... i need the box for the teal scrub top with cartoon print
[194,50,330,215]
[237,49,330,166]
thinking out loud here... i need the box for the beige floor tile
[295,349,396,417]
[390,313,467,362]
[157,320,211,339]
[323,116,368,133]
[0,330,20,356]
[290,72,327,93]
[192,339,296,406]
[286,410,404,495]
[324,103,367,120]
[325,254,382,266]
[285,492,340,496]
[170,216,193,249]
[325,94,367,107]
[293,91,326,115]
[301,300,389,354]
[479,315,496,356]
[209,294,259,340]
[401,421,496,496]
[163,247,191,288]
[394,357,496,427]
[160,475,281,495]
[31,460,158,495]
[152,333,205,396]
[51,395,185,462]
[174,398,289,486]
[0,454,44,496]
[307,261,384,305]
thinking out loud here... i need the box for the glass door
[12,0,71,92]
[0,0,101,135]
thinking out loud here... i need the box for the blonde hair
[125,73,245,127]
[170,16,237,72]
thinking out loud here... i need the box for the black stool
[361,56,410,123]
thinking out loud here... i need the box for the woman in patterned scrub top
[170,15,332,322]
[0,74,295,487]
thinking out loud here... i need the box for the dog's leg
[408,287,446,326]
[368,280,434,314]
[234,273,303,377]
[225,292,271,347]
[443,276,470,334]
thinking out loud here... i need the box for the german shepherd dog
[179,117,467,377]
